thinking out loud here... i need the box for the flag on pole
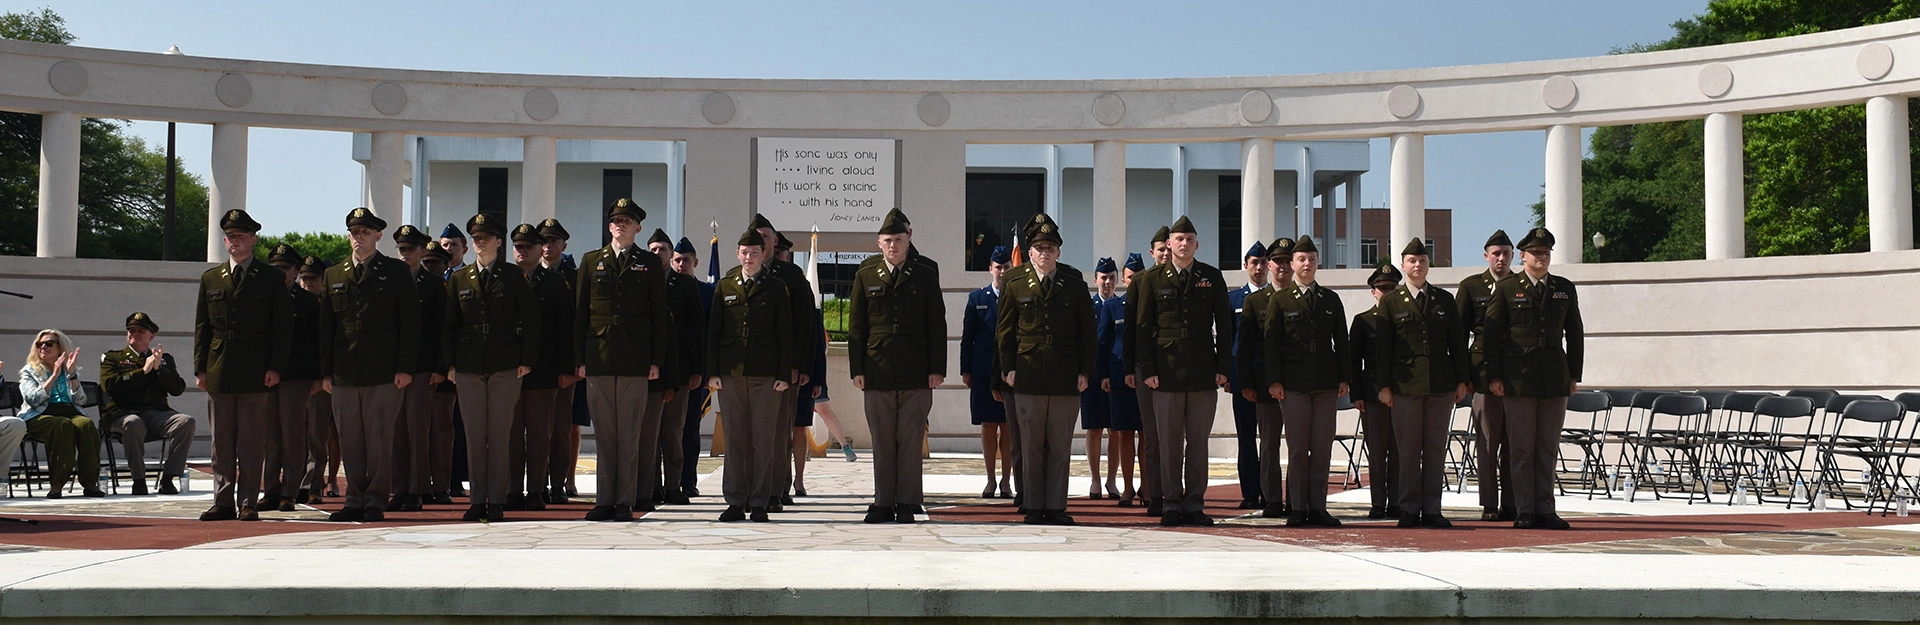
[805,223,822,308]
[1009,223,1024,267]
[707,220,720,284]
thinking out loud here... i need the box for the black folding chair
[1332,394,1365,490]
[1558,390,1612,498]
[1634,394,1713,503]
[1700,391,1774,492]
[1620,390,1679,477]
[1729,395,1817,507]
[1812,399,1907,514]
[1443,394,1476,488]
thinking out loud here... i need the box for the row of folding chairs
[4,381,169,497]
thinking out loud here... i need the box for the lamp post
[161,45,183,261]
[1591,231,1607,262]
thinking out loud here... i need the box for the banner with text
[757,138,896,232]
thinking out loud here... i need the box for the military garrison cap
[1293,235,1319,255]
[392,224,431,245]
[674,237,696,255]
[1168,215,1197,234]
[267,243,302,266]
[1245,240,1267,259]
[648,228,673,247]
[1124,253,1145,272]
[537,218,570,241]
[439,223,465,240]
[219,209,262,234]
[299,254,330,276]
[775,232,794,251]
[990,245,1011,264]
[125,311,158,333]
[1267,237,1296,260]
[465,213,505,238]
[1368,263,1403,289]
[1516,227,1555,250]
[878,208,911,235]
[1150,225,1171,245]
[1400,237,1430,258]
[1024,213,1063,246]
[1094,257,1116,273]
[738,228,766,247]
[1484,229,1513,249]
[606,198,646,222]
[345,207,387,231]
[423,241,451,262]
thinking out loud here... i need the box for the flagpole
[806,222,822,308]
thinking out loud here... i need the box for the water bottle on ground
[1623,476,1637,502]
[1813,488,1828,511]
[1790,479,1806,503]
[1734,484,1748,506]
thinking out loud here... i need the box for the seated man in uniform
[99,312,198,495]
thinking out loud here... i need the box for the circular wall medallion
[1240,90,1273,123]
[1698,63,1734,98]
[1542,75,1578,110]
[524,88,558,121]
[1858,42,1895,81]
[1385,84,1421,118]
[371,82,408,116]
[47,60,87,97]
[917,93,951,126]
[1092,92,1126,126]
[215,73,253,108]
[701,92,736,125]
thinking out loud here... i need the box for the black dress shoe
[1044,510,1076,526]
[684,486,700,498]
[449,487,467,498]
[463,505,487,522]
[718,506,746,522]
[1022,511,1045,525]
[360,509,385,522]
[1385,507,1403,519]
[238,505,260,521]
[894,504,917,524]
[1285,511,1310,527]
[652,489,667,504]
[585,506,616,522]
[400,495,424,512]
[432,492,454,505]
[1146,498,1164,517]
[487,504,505,523]
[1421,514,1453,529]
[131,480,149,496]
[200,506,238,521]
[1278,500,1292,515]
[278,499,296,513]
[634,501,656,513]
[766,502,785,513]
[1397,516,1421,528]
[667,490,691,505]
[1368,505,1387,519]
[1183,512,1215,526]
[303,491,324,505]
[505,493,526,511]
[863,505,891,524]
[1261,505,1287,519]
[1310,510,1342,527]
[83,488,106,498]
[749,507,770,523]
[1160,512,1184,526]
[546,488,568,505]
[1498,507,1518,522]
[1513,513,1536,529]
[1535,514,1571,530]
[387,494,408,510]
[1481,507,1501,521]
[328,507,363,522]
[614,504,634,522]
[159,478,180,495]
[781,495,795,506]
[1238,498,1263,510]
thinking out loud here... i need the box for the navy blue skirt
[1106,378,1142,431]
[969,383,1006,425]
[1080,387,1111,430]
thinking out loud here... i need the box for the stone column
[1545,124,1585,264]
[1703,114,1744,260]
[1345,174,1364,269]
[1171,145,1189,219]
[410,136,429,227]
[207,123,249,263]
[369,131,406,255]
[1240,138,1274,253]
[667,140,686,238]
[1868,96,1914,252]
[521,135,558,226]
[1296,146,1315,244]
[1389,133,1425,256]
[35,111,80,259]
[1092,140,1127,263]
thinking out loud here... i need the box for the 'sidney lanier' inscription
[757,138,896,232]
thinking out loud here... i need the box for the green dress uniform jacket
[707,267,793,379]
[1133,261,1234,392]
[650,269,705,392]
[1375,284,1470,396]
[100,347,185,418]
[1233,287,1280,404]
[767,259,819,377]
[994,264,1096,397]
[1480,272,1584,399]
[443,256,540,375]
[847,255,948,391]
[413,269,448,376]
[573,245,672,378]
[522,265,576,390]
[196,259,294,394]
[1455,270,1501,390]
[1348,307,1384,401]
[1260,282,1351,393]
[283,285,323,382]
[318,253,421,386]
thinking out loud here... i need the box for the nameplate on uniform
[725,294,739,302]
[867,286,883,295]
[330,283,345,289]
[1017,297,1033,304]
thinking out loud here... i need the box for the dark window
[964,173,1044,271]
[601,169,633,246]
[477,167,509,225]
[1218,175,1242,267]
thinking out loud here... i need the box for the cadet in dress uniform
[997,214,1095,526]
[438,223,469,277]
[318,207,423,523]
[261,245,319,509]
[297,255,335,503]
[1262,235,1351,527]
[537,218,579,504]
[1227,240,1270,510]
[389,224,446,513]
[509,223,574,513]
[1349,262,1402,519]
[758,226,818,509]
[1481,228,1583,530]
[1081,257,1117,500]
[1133,216,1234,527]
[708,228,794,523]
[670,236,715,499]
[848,208,947,524]
[420,242,460,504]
[648,229,705,507]
[1458,229,1518,521]
[961,246,1012,499]
[576,199,674,522]
[1127,225,1173,517]
[194,209,292,521]
[100,312,196,496]
[1376,239,1469,527]
[1096,253,1146,505]
[1239,238,1294,519]
[444,215,539,523]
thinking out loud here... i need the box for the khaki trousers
[1153,390,1217,513]
[657,387,692,494]
[261,383,309,499]
[303,391,332,493]
[1473,392,1513,511]
[1282,391,1338,512]
[1013,393,1077,512]
[588,376,656,508]
[1358,401,1398,510]
[511,388,558,500]
[1255,402,1286,507]
[864,388,932,508]
[1391,394,1452,516]
[455,371,522,505]
[391,372,435,497]
[207,391,268,508]
[334,383,400,511]
[773,385,798,498]
[548,386,577,494]
[1503,395,1568,516]
[430,390,457,494]
[633,390,668,504]
[1134,366,1162,501]
[717,376,780,508]
[110,408,196,482]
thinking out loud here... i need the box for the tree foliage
[0,8,211,260]
[1539,0,1920,261]
[256,231,352,264]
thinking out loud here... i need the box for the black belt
[869,324,925,336]
[592,315,648,326]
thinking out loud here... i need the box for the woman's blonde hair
[24,328,72,373]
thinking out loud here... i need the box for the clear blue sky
[16,0,1708,261]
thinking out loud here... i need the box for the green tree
[0,8,211,259]
[256,231,352,264]
[1544,0,1920,261]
